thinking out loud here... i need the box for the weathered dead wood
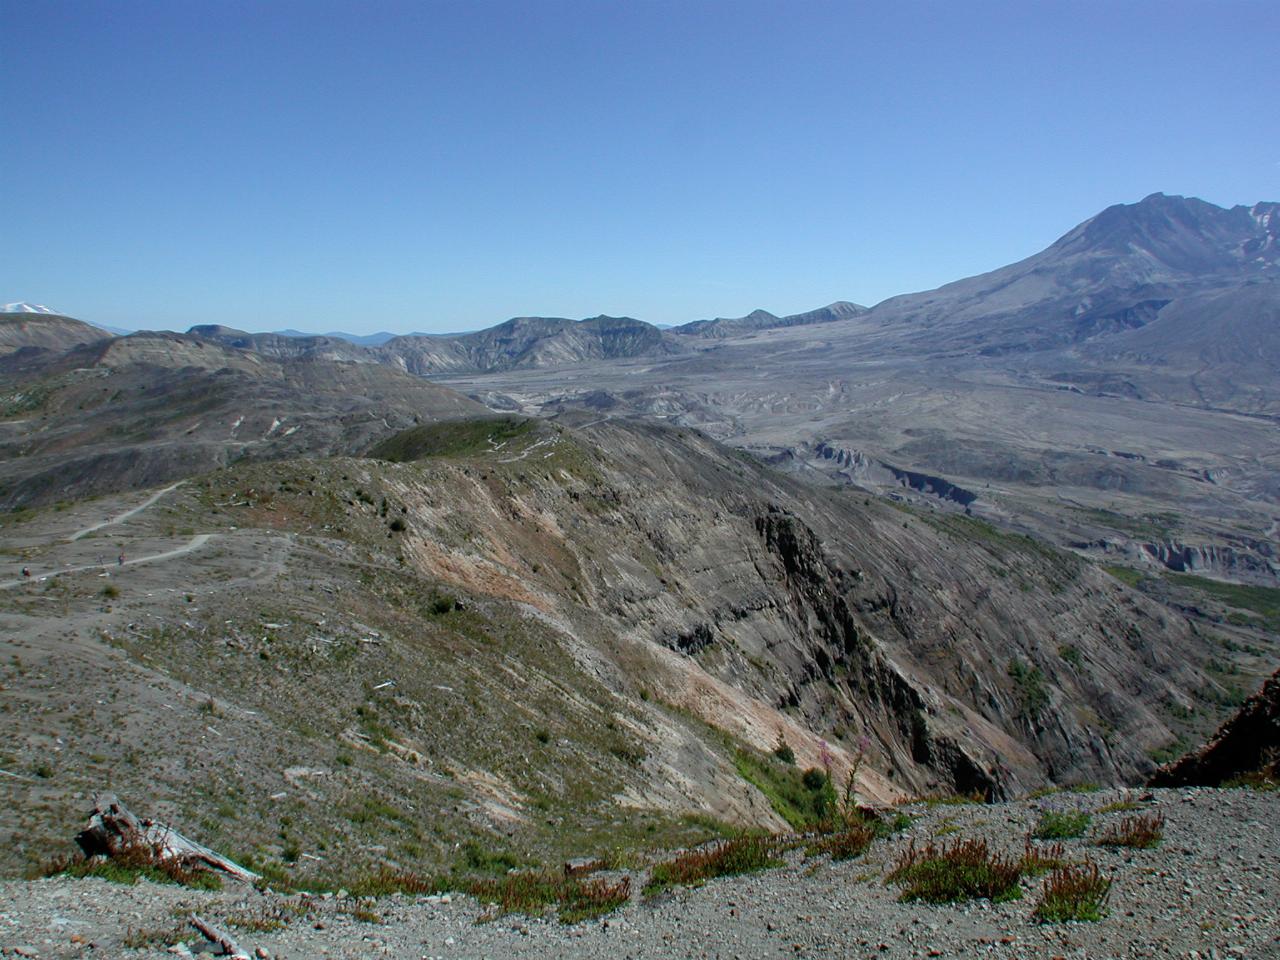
[190,914,251,959]
[563,856,606,878]
[75,793,260,884]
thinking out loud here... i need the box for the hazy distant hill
[675,301,868,339]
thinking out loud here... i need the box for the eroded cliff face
[363,417,1212,796]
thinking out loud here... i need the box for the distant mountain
[865,193,1279,355]
[188,325,374,363]
[675,301,868,339]
[191,314,686,376]
[274,328,435,346]
[0,312,111,356]
[1,302,58,314]
[387,314,681,375]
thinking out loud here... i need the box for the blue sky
[4,0,1278,334]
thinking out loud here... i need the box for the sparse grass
[349,867,451,898]
[1148,736,1192,766]
[1019,839,1067,877]
[1033,862,1112,923]
[45,843,223,890]
[225,903,295,933]
[455,840,522,876]
[886,838,1023,904]
[1223,766,1278,792]
[1095,813,1165,849]
[805,822,877,861]
[1097,794,1143,814]
[644,836,784,895]
[1027,785,1062,800]
[1031,810,1091,840]
[555,875,633,924]
[468,869,631,924]
[121,923,188,950]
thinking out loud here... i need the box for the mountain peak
[2,302,59,315]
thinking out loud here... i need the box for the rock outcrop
[1150,668,1280,787]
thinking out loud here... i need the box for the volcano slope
[0,413,1233,885]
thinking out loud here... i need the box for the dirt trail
[0,534,214,589]
[67,481,184,541]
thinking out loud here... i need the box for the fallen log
[75,793,260,885]
[190,914,251,960]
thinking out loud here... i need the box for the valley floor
[2,787,1277,960]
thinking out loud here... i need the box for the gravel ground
[2,787,1277,960]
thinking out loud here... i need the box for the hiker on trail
[117,553,125,566]
[21,567,30,578]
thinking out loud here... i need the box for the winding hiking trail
[67,481,184,541]
[0,534,215,590]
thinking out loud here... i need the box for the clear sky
[4,0,1278,334]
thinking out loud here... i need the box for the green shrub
[47,844,223,891]
[886,838,1023,904]
[645,836,784,895]
[1095,813,1164,849]
[805,822,876,862]
[1031,809,1091,839]
[1033,862,1111,922]
[1019,840,1067,877]
[468,870,631,924]
[772,733,796,766]
[733,750,835,830]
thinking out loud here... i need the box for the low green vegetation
[469,869,632,924]
[1033,862,1112,923]
[366,416,535,462]
[1018,840,1067,877]
[45,844,223,891]
[733,748,834,830]
[805,826,877,861]
[1031,809,1091,840]
[1095,813,1165,849]
[886,838,1023,904]
[1096,796,1143,814]
[644,836,784,896]
[1102,565,1145,588]
[1165,573,1280,631]
[1007,657,1050,719]
[350,865,631,924]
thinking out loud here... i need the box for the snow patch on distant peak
[2,302,58,314]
